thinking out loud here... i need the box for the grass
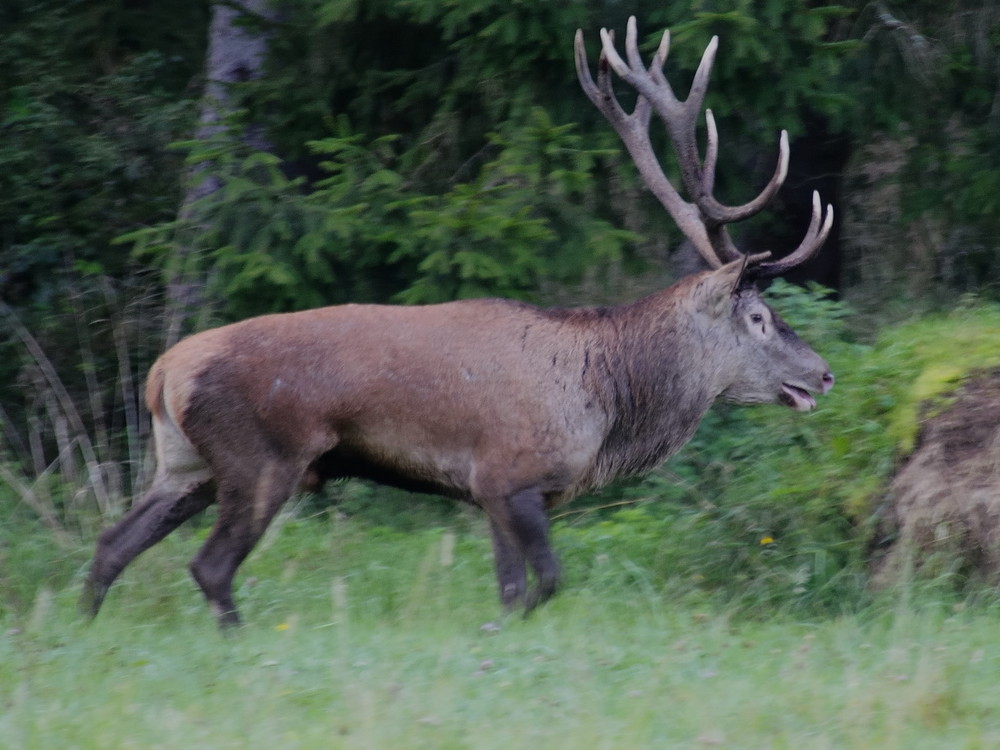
[3,510,1000,749]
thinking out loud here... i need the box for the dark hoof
[216,608,243,631]
[78,580,108,619]
[522,581,558,616]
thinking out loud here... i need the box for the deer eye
[750,313,764,325]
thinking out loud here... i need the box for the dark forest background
[1,0,998,526]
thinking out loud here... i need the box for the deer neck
[592,288,726,482]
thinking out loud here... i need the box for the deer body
[83,18,836,626]
[155,274,753,508]
[157,298,615,507]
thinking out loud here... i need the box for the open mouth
[779,383,817,412]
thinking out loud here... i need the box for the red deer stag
[82,17,834,627]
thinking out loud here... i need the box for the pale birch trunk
[165,0,276,346]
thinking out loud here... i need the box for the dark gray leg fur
[188,463,304,627]
[490,488,560,613]
[81,480,214,618]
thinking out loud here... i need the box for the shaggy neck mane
[586,285,723,488]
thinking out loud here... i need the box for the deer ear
[694,259,746,316]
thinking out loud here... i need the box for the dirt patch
[871,369,1000,585]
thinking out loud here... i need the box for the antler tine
[649,28,671,86]
[578,17,834,279]
[574,30,613,117]
[686,35,718,118]
[576,29,649,135]
[573,29,599,103]
[752,192,835,279]
[698,109,758,266]
[577,24,724,269]
[597,20,719,223]
[698,129,789,227]
[623,14,645,75]
[703,109,719,199]
[600,19,681,112]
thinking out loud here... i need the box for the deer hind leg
[80,474,214,618]
[490,488,560,613]
[188,458,306,628]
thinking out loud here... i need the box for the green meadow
[3,505,1000,749]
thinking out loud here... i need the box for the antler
[574,16,833,276]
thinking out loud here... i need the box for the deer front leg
[506,488,560,612]
[486,488,559,613]
[489,518,527,611]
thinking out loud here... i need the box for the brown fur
[81,261,833,626]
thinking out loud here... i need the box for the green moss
[880,304,1000,455]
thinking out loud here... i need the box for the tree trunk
[165,0,275,346]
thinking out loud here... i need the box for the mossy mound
[862,303,1000,584]
[873,368,1000,585]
